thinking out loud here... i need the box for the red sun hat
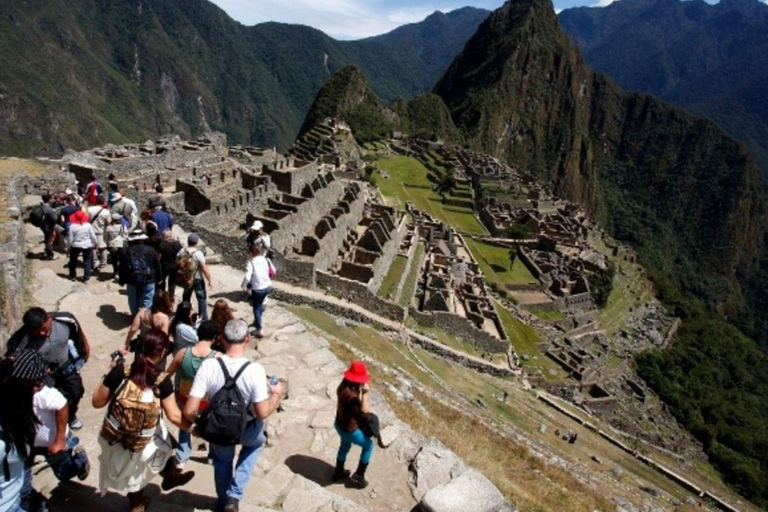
[70,209,89,225]
[344,361,370,384]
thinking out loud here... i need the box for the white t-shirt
[242,256,272,291]
[33,386,68,448]
[189,354,269,405]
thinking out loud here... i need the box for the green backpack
[176,250,199,289]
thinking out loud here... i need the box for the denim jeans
[21,435,85,512]
[210,420,265,508]
[250,287,272,333]
[183,278,208,320]
[175,429,192,464]
[335,423,374,465]
[68,247,93,280]
[127,282,155,317]
[41,225,54,258]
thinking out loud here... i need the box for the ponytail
[129,328,169,389]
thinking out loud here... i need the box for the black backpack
[29,204,45,228]
[127,254,153,286]
[198,359,252,446]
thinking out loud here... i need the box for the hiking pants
[41,224,54,258]
[127,283,155,317]
[210,420,265,509]
[335,423,374,465]
[183,278,208,320]
[68,247,93,281]
[250,287,272,333]
[55,372,84,424]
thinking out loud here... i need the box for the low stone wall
[407,332,514,377]
[0,179,27,350]
[368,215,409,293]
[409,307,509,354]
[316,271,406,323]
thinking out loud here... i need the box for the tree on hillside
[508,249,517,270]
[434,172,456,203]
[507,223,530,239]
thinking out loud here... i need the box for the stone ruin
[289,118,362,172]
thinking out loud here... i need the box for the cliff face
[434,0,767,284]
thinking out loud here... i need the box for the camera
[109,350,125,365]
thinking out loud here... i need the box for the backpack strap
[217,358,250,389]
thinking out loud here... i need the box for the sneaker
[223,498,239,512]
[74,447,90,481]
[350,473,368,489]
[69,418,83,430]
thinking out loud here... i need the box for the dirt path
[25,225,420,512]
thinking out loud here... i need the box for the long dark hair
[170,301,194,335]
[151,290,173,316]
[0,358,39,459]
[130,329,169,389]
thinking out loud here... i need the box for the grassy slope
[464,238,538,289]
[373,155,488,235]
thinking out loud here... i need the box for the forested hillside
[0,0,487,155]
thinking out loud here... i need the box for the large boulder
[409,438,468,499]
[420,469,515,512]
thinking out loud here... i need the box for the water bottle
[67,339,79,360]
[270,374,279,386]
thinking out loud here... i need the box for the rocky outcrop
[421,470,516,512]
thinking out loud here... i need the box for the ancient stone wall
[408,307,510,354]
[368,214,409,293]
[316,271,406,323]
[0,179,27,350]
[261,159,319,196]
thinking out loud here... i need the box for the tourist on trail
[333,361,386,489]
[152,206,174,235]
[28,193,59,260]
[140,208,157,234]
[120,229,161,316]
[111,192,137,231]
[147,184,167,211]
[166,320,219,468]
[211,299,234,340]
[124,290,173,354]
[7,308,90,431]
[241,243,273,339]
[84,175,103,206]
[87,196,111,270]
[178,234,212,321]
[58,194,79,241]
[104,212,127,276]
[159,230,183,300]
[183,319,284,512]
[93,329,195,512]
[171,301,198,354]
[245,220,271,254]
[107,173,118,204]
[13,350,90,511]
[67,210,97,282]
[0,355,42,512]
[145,222,162,253]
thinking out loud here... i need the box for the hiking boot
[350,462,369,488]
[74,446,90,481]
[223,498,239,512]
[350,472,368,489]
[331,460,350,482]
[69,418,83,430]
[160,456,195,491]
[127,491,149,512]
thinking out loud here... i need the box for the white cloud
[209,0,505,39]
[592,0,616,6]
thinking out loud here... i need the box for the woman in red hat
[67,209,97,282]
[333,361,385,488]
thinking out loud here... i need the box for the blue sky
[208,0,592,39]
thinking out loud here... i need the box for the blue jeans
[68,247,93,280]
[21,435,85,512]
[127,283,155,316]
[175,429,192,464]
[335,423,374,465]
[210,420,265,507]
[250,287,271,333]
[183,279,208,320]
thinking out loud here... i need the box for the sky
[208,0,585,39]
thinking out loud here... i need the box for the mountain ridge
[0,0,488,156]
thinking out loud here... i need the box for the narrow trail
[25,226,426,512]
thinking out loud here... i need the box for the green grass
[378,255,408,300]
[492,299,561,377]
[399,243,425,307]
[373,155,488,235]
[532,308,566,321]
[465,238,538,290]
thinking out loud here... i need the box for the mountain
[558,0,768,176]
[433,0,768,503]
[0,0,488,156]
[300,65,460,143]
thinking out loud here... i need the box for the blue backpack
[128,255,153,286]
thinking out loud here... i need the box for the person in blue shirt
[151,207,174,236]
